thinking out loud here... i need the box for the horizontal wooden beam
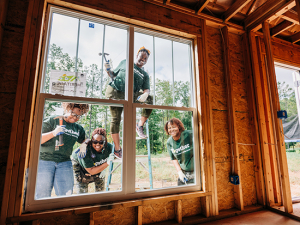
[195,0,210,14]
[224,0,252,22]
[270,20,294,36]
[268,1,296,23]
[290,31,300,43]
[281,10,299,24]
[7,191,211,223]
[245,0,294,31]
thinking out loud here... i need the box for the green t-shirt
[167,130,194,172]
[39,116,86,162]
[109,59,150,92]
[72,143,113,174]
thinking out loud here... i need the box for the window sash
[24,5,202,212]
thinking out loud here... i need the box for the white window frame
[24,5,202,212]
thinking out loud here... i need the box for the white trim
[24,5,203,212]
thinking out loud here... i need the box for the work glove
[137,92,149,103]
[106,153,115,165]
[75,142,87,159]
[178,170,188,183]
[104,60,111,72]
[99,170,106,179]
[52,125,65,137]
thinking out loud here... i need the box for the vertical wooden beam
[176,200,182,223]
[0,0,9,52]
[262,21,293,213]
[90,212,95,225]
[248,32,275,206]
[0,0,45,224]
[137,206,143,225]
[257,39,281,204]
[196,19,218,217]
[241,33,266,206]
[221,26,244,211]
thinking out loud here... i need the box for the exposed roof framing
[144,0,300,46]
[244,0,295,31]
[195,0,210,14]
[270,20,294,36]
[224,0,252,22]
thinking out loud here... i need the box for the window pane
[135,109,195,191]
[43,13,128,99]
[133,32,193,107]
[33,100,123,199]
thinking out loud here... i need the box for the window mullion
[123,25,135,194]
[172,41,175,106]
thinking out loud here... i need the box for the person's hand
[104,60,111,72]
[52,125,65,137]
[178,170,188,183]
[106,153,115,165]
[75,142,87,159]
[137,92,149,102]
[99,170,106,179]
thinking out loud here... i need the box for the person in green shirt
[35,103,89,199]
[164,118,194,185]
[104,47,153,158]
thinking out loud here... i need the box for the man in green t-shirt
[104,47,153,158]
[165,118,194,185]
[71,128,114,193]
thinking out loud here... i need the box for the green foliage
[277,81,297,121]
[45,44,194,154]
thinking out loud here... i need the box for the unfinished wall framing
[1,0,297,224]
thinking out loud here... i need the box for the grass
[286,152,300,197]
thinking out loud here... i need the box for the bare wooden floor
[201,209,300,225]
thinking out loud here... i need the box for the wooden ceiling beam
[246,0,257,16]
[244,0,294,31]
[223,0,252,22]
[281,11,299,24]
[270,20,294,36]
[195,0,210,14]
[290,31,300,43]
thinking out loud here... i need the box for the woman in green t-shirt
[72,128,114,193]
[164,118,194,185]
[104,47,153,159]
[35,103,89,199]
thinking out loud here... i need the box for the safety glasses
[92,140,105,145]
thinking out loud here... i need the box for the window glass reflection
[135,109,195,191]
[34,101,123,199]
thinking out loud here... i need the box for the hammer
[99,52,115,81]
[54,116,64,149]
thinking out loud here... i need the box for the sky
[48,13,191,94]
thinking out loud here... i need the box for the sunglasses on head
[92,140,105,145]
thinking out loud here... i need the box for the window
[24,6,201,212]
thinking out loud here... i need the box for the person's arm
[172,159,182,172]
[85,163,109,175]
[143,89,150,94]
[85,153,114,175]
[41,132,55,144]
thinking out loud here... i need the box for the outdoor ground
[286,150,300,198]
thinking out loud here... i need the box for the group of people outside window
[35,47,194,198]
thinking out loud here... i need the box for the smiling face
[135,51,149,68]
[92,134,105,152]
[64,107,82,123]
[167,122,181,140]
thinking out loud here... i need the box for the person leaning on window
[35,103,89,199]
[164,118,194,185]
[71,128,114,194]
[104,47,153,158]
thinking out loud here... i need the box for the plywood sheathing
[0,0,28,213]
[93,207,136,225]
[182,198,202,218]
[228,33,257,207]
[142,201,175,224]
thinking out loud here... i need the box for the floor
[201,209,300,225]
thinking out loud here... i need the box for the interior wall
[0,0,263,224]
